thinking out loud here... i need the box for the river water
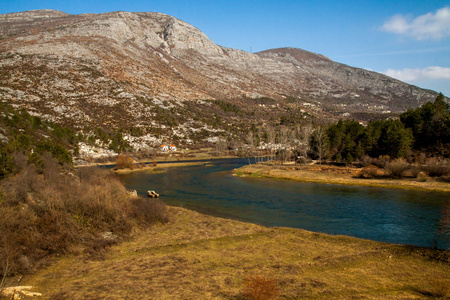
[116,158,450,249]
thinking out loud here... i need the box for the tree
[0,145,14,179]
[246,130,254,164]
[311,126,329,164]
[400,93,450,156]
[367,119,413,158]
[299,124,313,164]
[278,126,291,164]
[326,120,365,162]
[265,125,276,163]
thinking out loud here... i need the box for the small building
[160,144,177,152]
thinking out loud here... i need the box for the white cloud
[385,66,450,82]
[382,7,450,40]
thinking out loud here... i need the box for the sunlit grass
[21,207,449,299]
[235,164,450,193]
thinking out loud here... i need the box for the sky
[1,0,450,97]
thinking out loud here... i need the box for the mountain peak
[257,47,331,62]
[0,9,442,147]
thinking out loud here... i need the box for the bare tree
[215,139,227,156]
[300,124,313,165]
[266,125,276,164]
[247,131,254,165]
[279,126,290,164]
[313,126,328,165]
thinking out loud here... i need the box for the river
[116,158,450,249]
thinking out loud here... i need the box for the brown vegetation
[115,153,135,169]
[0,158,168,281]
[14,207,449,299]
[384,158,410,179]
[236,163,450,193]
[358,164,381,179]
[424,157,450,177]
[243,275,279,300]
[357,156,450,180]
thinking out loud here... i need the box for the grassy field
[9,206,450,299]
[234,164,450,193]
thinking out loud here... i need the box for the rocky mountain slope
[0,10,442,152]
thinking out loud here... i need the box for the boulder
[126,189,138,197]
[147,190,159,198]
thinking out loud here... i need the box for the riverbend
[117,158,450,249]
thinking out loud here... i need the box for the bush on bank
[0,156,168,278]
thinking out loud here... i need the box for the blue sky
[1,0,450,96]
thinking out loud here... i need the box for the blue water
[116,158,450,249]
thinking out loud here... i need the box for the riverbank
[75,148,240,168]
[76,154,240,172]
[15,206,449,299]
[113,161,210,174]
[234,164,450,193]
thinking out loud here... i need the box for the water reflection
[117,159,449,249]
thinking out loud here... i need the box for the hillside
[0,10,442,154]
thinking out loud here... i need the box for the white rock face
[0,9,438,109]
[0,9,443,151]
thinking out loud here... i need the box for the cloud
[334,46,450,59]
[385,66,450,82]
[381,7,450,40]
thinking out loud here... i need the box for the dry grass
[236,164,450,193]
[18,207,450,299]
[0,162,169,281]
[243,275,279,300]
[113,161,210,174]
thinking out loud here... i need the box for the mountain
[0,10,442,151]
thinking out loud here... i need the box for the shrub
[385,158,410,179]
[356,164,380,179]
[407,164,421,178]
[243,275,279,300]
[360,155,373,167]
[371,155,390,168]
[115,154,134,169]
[423,158,450,177]
[130,197,169,224]
[0,161,168,277]
[416,172,428,182]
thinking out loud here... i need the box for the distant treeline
[313,93,449,163]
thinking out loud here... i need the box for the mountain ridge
[0,9,443,152]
